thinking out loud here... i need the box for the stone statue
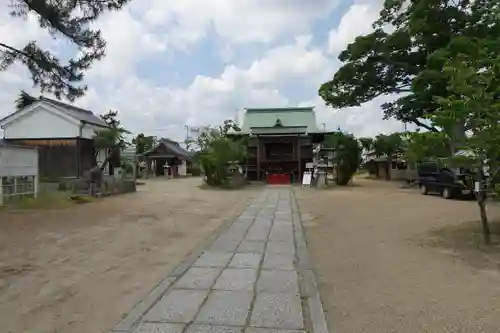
[85,145,121,197]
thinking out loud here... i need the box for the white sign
[0,146,38,177]
[302,171,312,186]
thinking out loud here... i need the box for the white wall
[3,105,79,139]
[178,160,187,176]
[81,124,105,139]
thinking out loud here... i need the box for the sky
[0,0,412,143]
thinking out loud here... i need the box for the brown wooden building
[229,107,327,184]
[0,97,110,179]
[143,138,191,177]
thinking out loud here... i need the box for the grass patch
[0,192,93,211]
[424,220,500,270]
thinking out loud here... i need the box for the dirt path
[295,178,500,333]
[0,178,258,333]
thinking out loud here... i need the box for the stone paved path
[112,187,328,333]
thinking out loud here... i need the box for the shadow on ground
[422,220,500,271]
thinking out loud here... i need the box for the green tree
[221,119,240,134]
[190,120,245,186]
[358,137,374,153]
[433,35,500,245]
[1,0,131,101]
[324,131,362,185]
[132,133,157,158]
[404,131,450,163]
[188,119,241,152]
[372,133,404,180]
[319,0,500,146]
[14,90,38,111]
[94,110,130,149]
[373,133,403,157]
[93,110,130,173]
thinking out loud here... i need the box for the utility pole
[184,125,189,142]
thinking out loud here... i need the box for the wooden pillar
[0,175,3,206]
[256,137,261,181]
[13,176,18,197]
[297,137,301,184]
[76,138,81,178]
[33,174,39,198]
[132,154,137,181]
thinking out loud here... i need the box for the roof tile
[239,107,318,134]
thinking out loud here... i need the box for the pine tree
[0,0,131,101]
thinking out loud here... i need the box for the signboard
[0,146,38,177]
[302,171,312,187]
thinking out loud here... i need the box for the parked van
[417,161,475,199]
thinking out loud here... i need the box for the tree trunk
[100,151,112,172]
[477,192,491,245]
[475,167,491,245]
[449,121,467,154]
[386,156,392,180]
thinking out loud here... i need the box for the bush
[197,137,245,186]
[324,131,362,185]
[189,122,246,187]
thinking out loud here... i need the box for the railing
[0,146,39,205]
[1,176,37,204]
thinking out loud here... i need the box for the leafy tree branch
[0,0,131,101]
[319,0,499,138]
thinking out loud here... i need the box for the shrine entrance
[266,173,291,184]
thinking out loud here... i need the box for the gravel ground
[295,178,500,333]
[0,178,258,333]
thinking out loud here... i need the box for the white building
[0,97,110,178]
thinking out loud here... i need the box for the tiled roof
[144,138,191,159]
[160,139,191,158]
[0,96,109,128]
[238,107,319,134]
[39,97,109,127]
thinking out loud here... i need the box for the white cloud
[219,43,234,63]
[85,0,342,80]
[0,0,405,143]
[245,35,334,86]
[327,0,382,54]
[134,0,340,45]
[86,9,168,80]
[312,95,410,137]
[0,10,55,124]
[0,10,50,48]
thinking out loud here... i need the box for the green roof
[238,107,318,134]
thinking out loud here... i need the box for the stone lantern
[316,158,328,188]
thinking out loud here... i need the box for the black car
[417,162,475,200]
